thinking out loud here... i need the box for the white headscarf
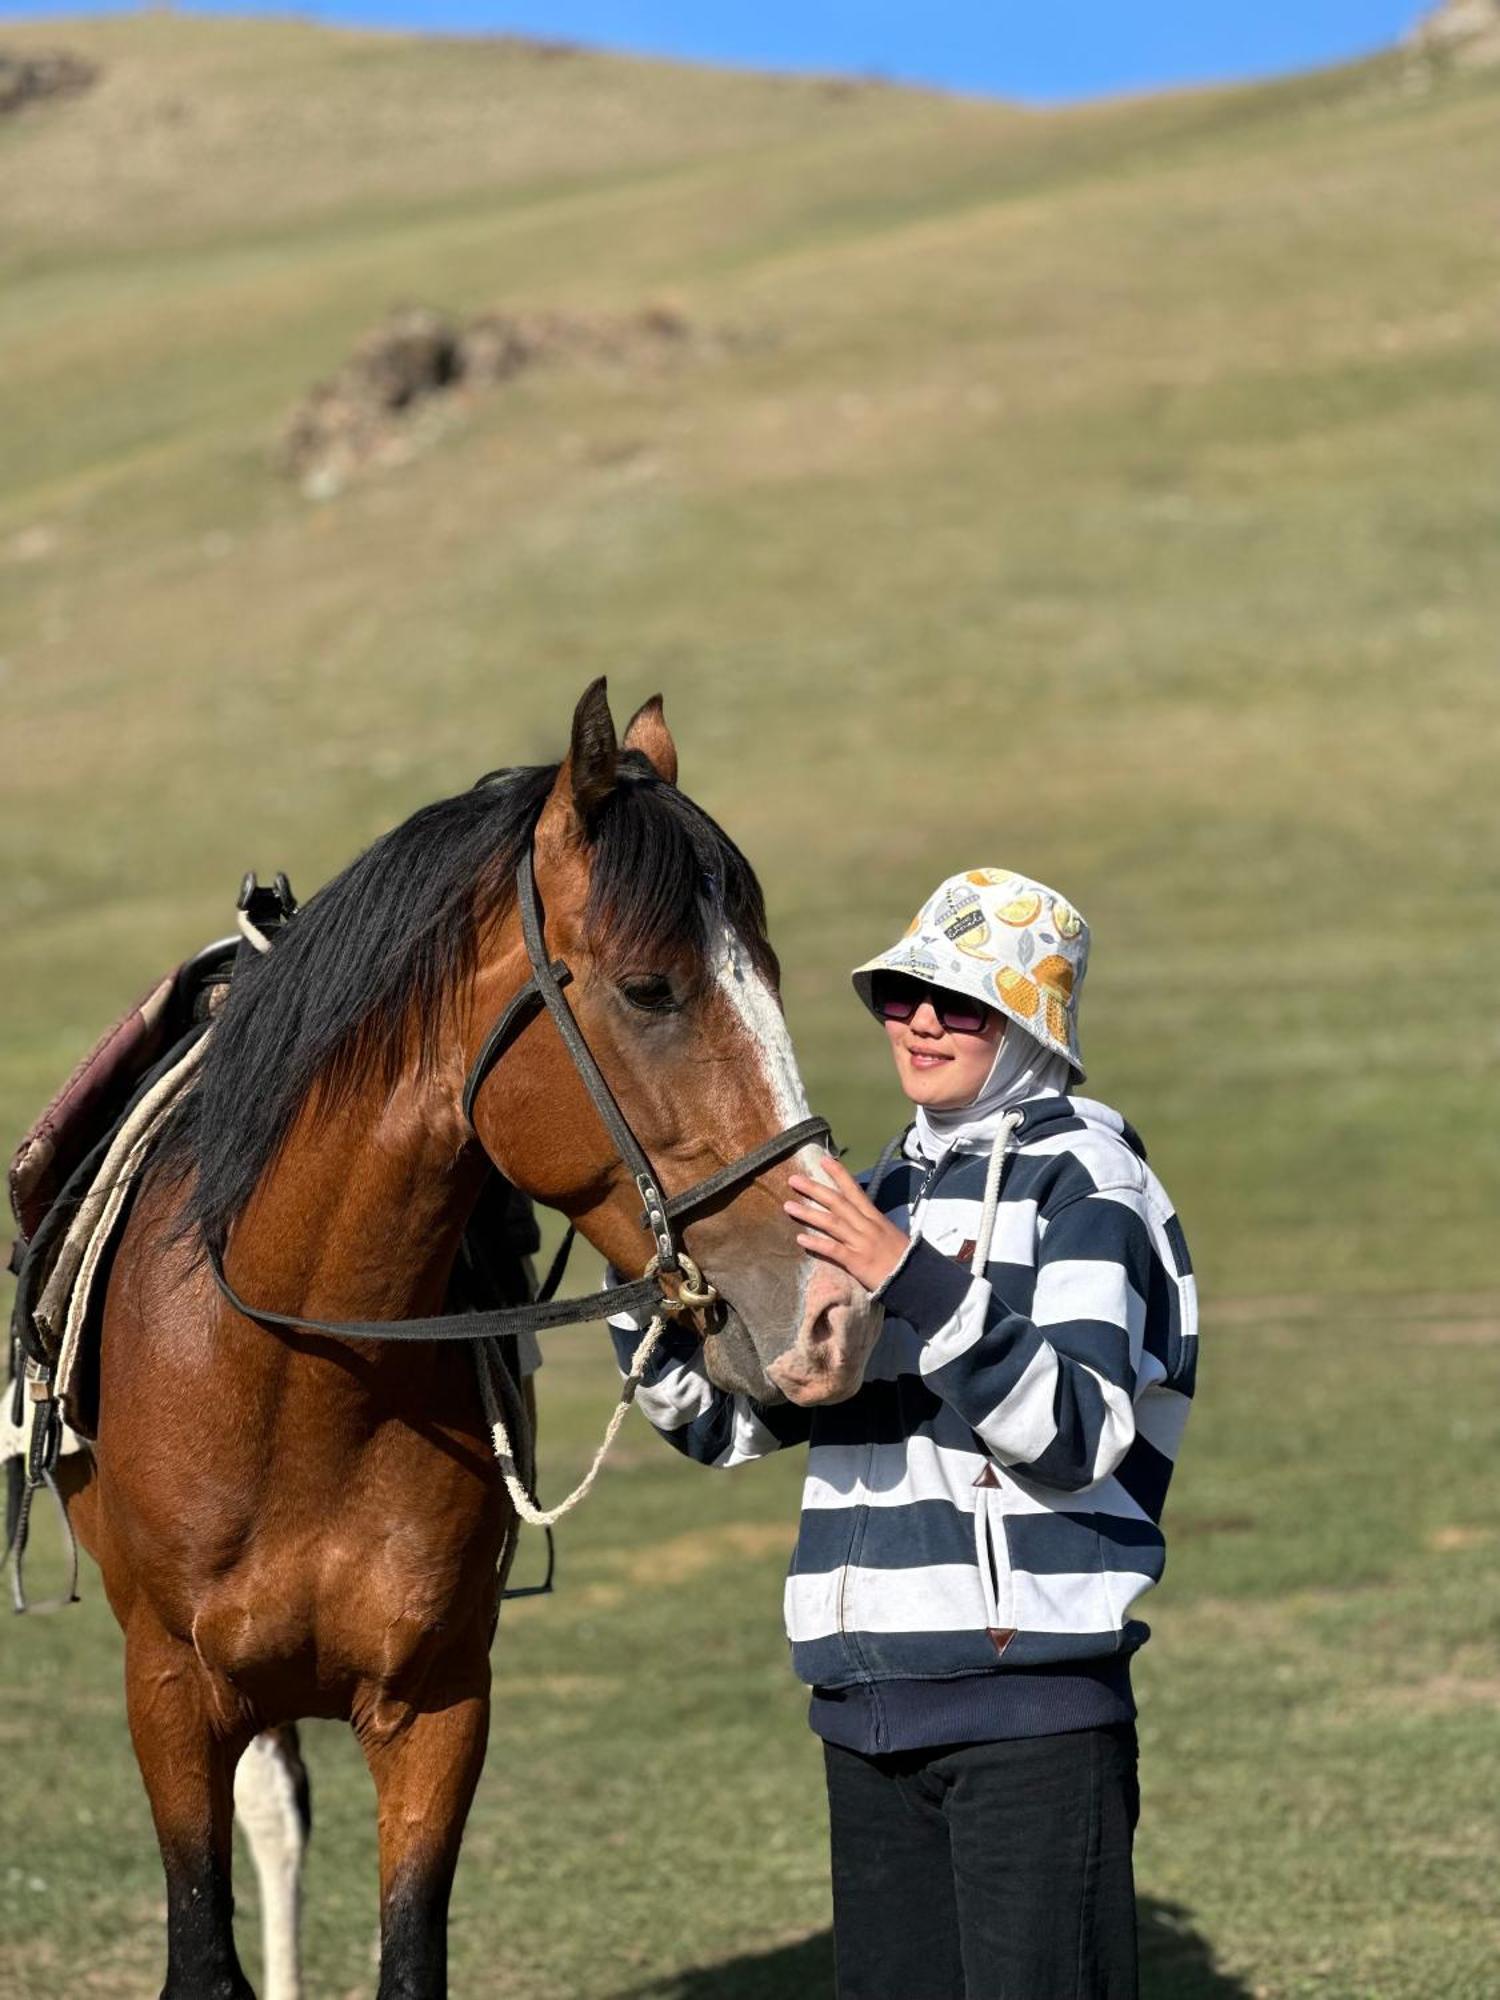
[912,1018,1071,1161]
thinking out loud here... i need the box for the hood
[1013,1092,1147,1160]
[906,1091,1148,1161]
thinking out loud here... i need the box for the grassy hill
[2,17,1499,1998]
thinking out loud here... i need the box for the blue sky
[1,2,1423,102]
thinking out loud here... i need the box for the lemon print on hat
[1032,954,1075,998]
[1051,899,1083,942]
[994,966,1040,1019]
[1032,955,1075,1047]
[998,891,1043,927]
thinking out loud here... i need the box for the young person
[610,867,1197,2000]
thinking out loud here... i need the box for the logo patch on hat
[934,883,994,960]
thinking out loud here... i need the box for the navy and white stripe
[611,1093,1196,1694]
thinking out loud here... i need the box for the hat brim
[851,951,1085,1083]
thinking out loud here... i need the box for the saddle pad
[20,1035,211,1439]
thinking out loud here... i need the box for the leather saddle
[8,876,540,1427]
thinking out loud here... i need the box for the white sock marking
[234,1733,306,2000]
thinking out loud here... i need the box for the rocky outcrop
[1408,0,1500,65]
[0,48,97,115]
[278,301,720,494]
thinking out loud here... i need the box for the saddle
[9,939,235,1263]
[4,874,551,1614]
[6,875,541,1466]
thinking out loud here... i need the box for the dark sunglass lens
[872,975,919,1021]
[939,998,988,1033]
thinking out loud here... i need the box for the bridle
[208,844,832,1344]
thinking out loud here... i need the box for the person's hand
[784,1158,911,1293]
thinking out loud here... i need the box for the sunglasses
[870,972,993,1035]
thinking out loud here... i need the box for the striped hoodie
[610,1093,1196,1752]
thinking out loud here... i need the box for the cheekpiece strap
[461,958,573,1128]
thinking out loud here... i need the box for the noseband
[208,845,831,1344]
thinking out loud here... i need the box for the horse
[57,679,882,1999]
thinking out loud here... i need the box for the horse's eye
[620,975,680,1015]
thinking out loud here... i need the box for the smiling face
[884,990,1006,1109]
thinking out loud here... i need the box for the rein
[207,843,831,1345]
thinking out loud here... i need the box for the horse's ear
[622,693,678,786]
[567,676,619,822]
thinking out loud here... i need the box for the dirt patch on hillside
[1410,0,1500,67]
[0,48,97,115]
[279,301,751,495]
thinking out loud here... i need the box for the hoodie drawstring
[973,1110,1024,1274]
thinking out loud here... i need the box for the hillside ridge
[2,9,1497,1309]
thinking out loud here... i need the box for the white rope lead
[476,1252,716,1530]
[477,1311,666,1529]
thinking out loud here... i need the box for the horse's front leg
[125,1614,256,2000]
[356,1670,491,2000]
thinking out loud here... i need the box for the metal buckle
[635,1173,678,1272]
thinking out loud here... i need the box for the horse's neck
[233,1072,483,1322]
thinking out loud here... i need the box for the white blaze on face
[712,926,833,1189]
[711,924,881,1403]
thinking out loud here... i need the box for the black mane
[154,754,772,1257]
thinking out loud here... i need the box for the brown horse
[61,681,880,1999]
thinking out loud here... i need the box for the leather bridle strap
[460,954,574,1129]
[662,1121,832,1226]
[206,1113,829,1344]
[489,850,685,1272]
[208,843,833,1345]
[465,849,831,1273]
[207,1251,670,1342]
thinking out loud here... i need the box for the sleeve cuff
[878,1238,976,1338]
[871,1238,915,1300]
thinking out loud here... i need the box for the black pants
[824,1725,1139,2000]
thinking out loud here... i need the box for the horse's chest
[187,1476,500,1705]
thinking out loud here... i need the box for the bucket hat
[851,867,1089,1079]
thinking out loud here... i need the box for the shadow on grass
[620,1899,1249,1997]
[1139,1898,1254,1997]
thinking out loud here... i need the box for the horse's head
[466,680,882,1407]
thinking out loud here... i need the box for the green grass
[6,1301,1500,1997]
[2,15,1498,1996]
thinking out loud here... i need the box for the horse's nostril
[804,1306,837,1349]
